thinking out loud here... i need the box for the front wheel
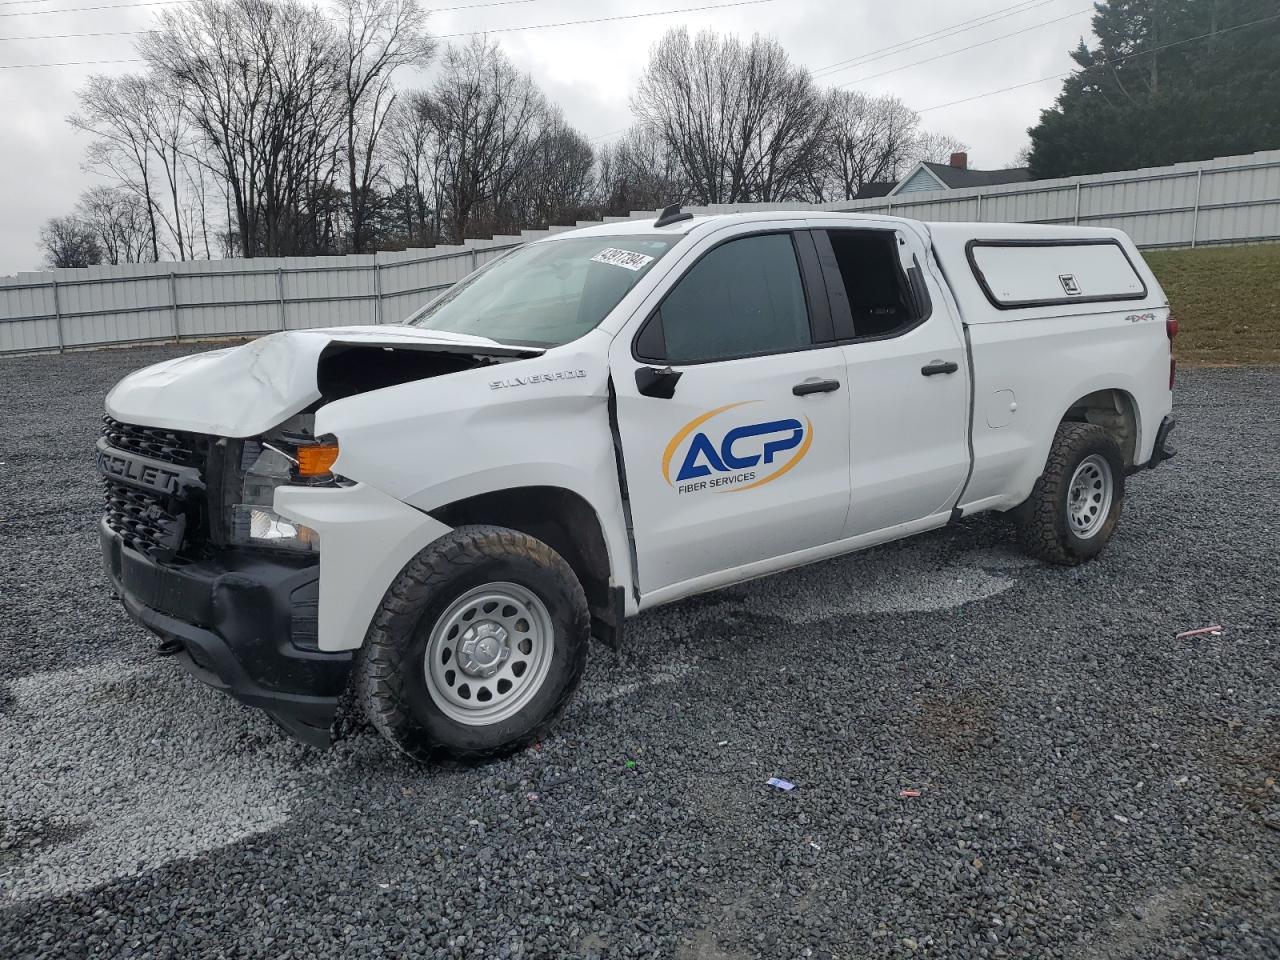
[357,525,590,763]
[1014,422,1126,565]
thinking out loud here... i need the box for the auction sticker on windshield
[590,247,655,271]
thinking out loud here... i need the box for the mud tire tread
[356,525,589,764]
[1014,422,1125,566]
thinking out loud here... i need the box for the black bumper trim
[1148,414,1177,469]
[100,520,353,748]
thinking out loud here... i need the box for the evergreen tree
[1027,0,1280,178]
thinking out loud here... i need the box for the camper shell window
[966,238,1148,310]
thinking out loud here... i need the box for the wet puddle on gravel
[734,540,1032,624]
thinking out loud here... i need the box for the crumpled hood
[104,326,542,437]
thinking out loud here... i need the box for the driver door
[609,227,853,598]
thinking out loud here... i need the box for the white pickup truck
[98,208,1177,760]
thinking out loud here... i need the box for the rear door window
[967,239,1147,308]
[816,229,922,340]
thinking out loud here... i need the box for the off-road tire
[357,524,590,763]
[1014,422,1125,566]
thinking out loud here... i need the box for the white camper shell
[97,210,1177,759]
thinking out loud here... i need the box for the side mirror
[635,366,682,399]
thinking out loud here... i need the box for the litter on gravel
[1175,624,1224,639]
[767,777,795,791]
[899,789,922,799]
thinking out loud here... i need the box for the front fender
[307,332,632,616]
[274,483,451,652]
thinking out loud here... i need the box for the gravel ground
[1,345,1277,959]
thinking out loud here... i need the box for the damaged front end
[97,328,533,745]
[104,326,541,438]
[98,414,347,746]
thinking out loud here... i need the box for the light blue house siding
[894,167,947,195]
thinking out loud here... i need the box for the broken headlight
[228,419,337,553]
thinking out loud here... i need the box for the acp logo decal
[661,402,813,494]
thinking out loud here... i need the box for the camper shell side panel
[926,222,1173,513]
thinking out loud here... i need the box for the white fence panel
[3,148,1278,356]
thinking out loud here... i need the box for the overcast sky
[0,0,1097,276]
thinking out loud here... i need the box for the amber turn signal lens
[296,443,339,477]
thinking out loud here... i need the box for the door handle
[792,378,841,396]
[921,360,959,376]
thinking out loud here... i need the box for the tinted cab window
[639,233,812,363]
[819,230,920,339]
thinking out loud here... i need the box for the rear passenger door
[812,224,971,537]
[610,227,852,597]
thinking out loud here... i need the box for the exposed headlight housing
[230,504,320,552]
[227,423,337,553]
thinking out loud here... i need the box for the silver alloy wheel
[423,581,555,726]
[1067,453,1113,539]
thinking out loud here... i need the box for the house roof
[919,161,1032,189]
[852,181,896,200]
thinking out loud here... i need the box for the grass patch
[1143,243,1280,365]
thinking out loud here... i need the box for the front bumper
[99,520,353,747]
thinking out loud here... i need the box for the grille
[100,417,210,559]
[103,480,188,559]
[101,416,207,468]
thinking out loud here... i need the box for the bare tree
[70,75,163,261]
[508,111,595,230]
[335,0,434,253]
[913,130,970,165]
[73,72,215,261]
[1007,144,1034,169]
[64,13,984,259]
[816,90,919,200]
[39,216,103,268]
[426,39,549,243]
[596,126,686,214]
[382,76,593,244]
[141,0,347,257]
[382,92,439,244]
[137,79,196,260]
[736,39,829,202]
[76,187,153,264]
[632,29,827,205]
[179,155,218,259]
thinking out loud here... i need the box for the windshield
[404,235,678,347]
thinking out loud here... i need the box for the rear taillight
[1167,316,1179,340]
[1167,314,1178,389]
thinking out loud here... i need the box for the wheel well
[428,486,618,639]
[1061,389,1139,468]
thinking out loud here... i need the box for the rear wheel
[1014,422,1125,565]
[357,525,590,762]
